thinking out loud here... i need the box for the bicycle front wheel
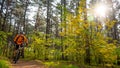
[13,50,20,64]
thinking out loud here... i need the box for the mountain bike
[13,45,23,64]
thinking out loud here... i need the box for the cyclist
[13,32,28,58]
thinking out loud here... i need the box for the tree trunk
[23,0,29,33]
[8,10,12,32]
[83,0,90,65]
[35,6,40,31]
[0,0,5,31]
[2,2,9,32]
[46,0,50,39]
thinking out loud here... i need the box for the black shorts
[14,44,23,50]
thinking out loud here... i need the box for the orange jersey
[14,34,28,45]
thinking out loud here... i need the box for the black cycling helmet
[20,31,25,34]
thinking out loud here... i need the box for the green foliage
[0,32,13,59]
[25,32,62,60]
[25,5,118,66]
[116,47,120,56]
[22,1,118,67]
[44,61,79,68]
[0,31,12,56]
[0,31,7,45]
[0,31,12,45]
[58,1,117,65]
[0,60,11,68]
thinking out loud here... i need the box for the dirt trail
[11,60,45,68]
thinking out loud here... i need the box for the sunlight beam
[94,3,108,17]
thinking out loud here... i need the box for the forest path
[11,60,45,68]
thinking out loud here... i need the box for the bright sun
[94,4,108,17]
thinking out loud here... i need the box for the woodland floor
[11,60,45,68]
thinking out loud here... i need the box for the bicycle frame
[13,45,23,63]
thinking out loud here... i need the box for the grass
[43,60,120,68]
[0,56,12,68]
[0,60,12,68]
[44,61,79,68]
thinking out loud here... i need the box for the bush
[0,60,12,68]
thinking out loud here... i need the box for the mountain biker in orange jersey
[13,32,28,58]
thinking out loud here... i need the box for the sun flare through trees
[0,0,120,68]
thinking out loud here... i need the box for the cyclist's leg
[21,44,24,58]
[13,44,19,60]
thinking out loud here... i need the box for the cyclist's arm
[23,36,28,46]
[14,35,19,43]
